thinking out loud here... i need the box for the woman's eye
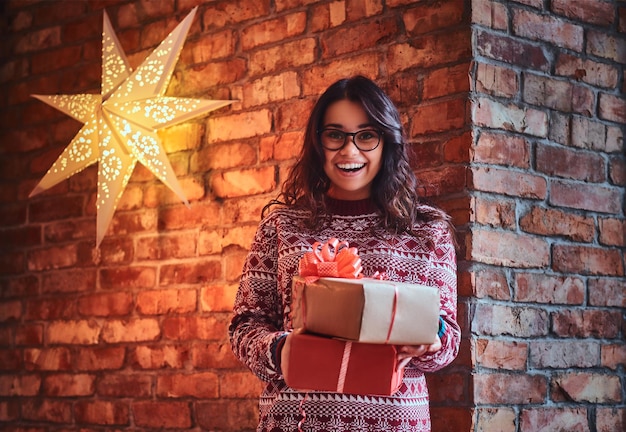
[357,131,376,141]
[326,131,345,140]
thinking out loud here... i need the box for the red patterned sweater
[229,198,460,432]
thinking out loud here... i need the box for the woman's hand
[396,336,442,368]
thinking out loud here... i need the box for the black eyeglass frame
[317,128,384,152]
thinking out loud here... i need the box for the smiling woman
[229,76,460,432]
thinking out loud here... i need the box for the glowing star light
[30,7,232,246]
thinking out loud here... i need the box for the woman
[229,75,460,431]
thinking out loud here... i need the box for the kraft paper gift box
[282,332,403,396]
[292,276,440,345]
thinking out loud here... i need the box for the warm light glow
[30,7,232,247]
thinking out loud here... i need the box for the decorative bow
[298,238,362,279]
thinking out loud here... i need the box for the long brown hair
[264,76,452,235]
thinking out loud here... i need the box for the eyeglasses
[318,128,383,152]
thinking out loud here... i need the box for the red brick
[25,298,76,321]
[159,260,221,285]
[524,73,594,115]
[515,273,585,305]
[387,29,471,74]
[587,30,626,64]
[346,0,384,20]
[473,268,511,300]
[596,407,626,432]
[208,109,272,142]
[475,407,516,432]
[157,372,219,398]
[28,195,83,223]
[474,372,547,404]
[471,0,508,30]
[194,142,257,173]
[200,283,237,313]
[601,344,626,370]
[473,97,548,137]
[0,349,21,370]
[242,72,301,108]
[47,320,100,345]
[426,372,468,403]
[474,339,527,370]
[23,348,71,371]
[77,292,133,316]
[404,0,465,35]
[132,344,190,369]
[22,398,73,423]
[74,400,129,426]
[44,373,95,396]
[321,17,397,58]
[430,407,474,432]
[473,61,519,98]
[100,266,157,290]
[551,372,622,403]
[609,154,626,185]
[555,53,619,88]
[132,401,191,429]
[549,180,622,214]
[589,278,625,307]
[184,58,247,91]
[471,167,547,199]
[537,144,605,182]
[530,340,599,368]
[520,407,590,432]
[197,399,259,431]
[300,52,380,96]
[415,165,467,196]
[0,300,21,322]
[241,12,306,50]
[551,309,621,338]
[553,244,624,276]
[210,166,276,199]
[0,374,40,396]
[74,346,125,371]
[15,323,43,346]
[97,373,152,397]
[472,196,516,229]
[136,288,196,315]
[219,370,264,398]
[191,342,241,369]
[599,92,626,123]
[552,0,614,26]
[201,0,271,29]
[101,319,161,343]
[162,316,227,341]
[475,30,550,71]
[474,303,549,337]
[514,9,583,51]
[249,38,316,76]
[473,131,530,167]
[519,206,595,242]
[0,251,25,276]
[599,218,625,247]
[411,98,468,136]
[471,228,550,268]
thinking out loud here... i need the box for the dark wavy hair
[264,75,451,234]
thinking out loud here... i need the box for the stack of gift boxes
[282,239,440,396]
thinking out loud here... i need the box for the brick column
[469,0,625,430]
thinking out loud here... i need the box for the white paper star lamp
[30,7,232,247]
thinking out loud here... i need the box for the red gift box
[281,332,403,396]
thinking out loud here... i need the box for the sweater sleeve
[228,215,288,382]
[409,222,461,372]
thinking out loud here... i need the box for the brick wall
[470,0,625,431]
[0,0,623,431]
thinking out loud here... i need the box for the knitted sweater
[229,198,460,432]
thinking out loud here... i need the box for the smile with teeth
[337,162,365,172]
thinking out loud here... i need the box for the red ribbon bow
[299,238,362,279]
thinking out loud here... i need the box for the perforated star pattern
[30,7,232,246]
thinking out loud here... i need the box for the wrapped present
[282,332,403,396]
[292,276,440,345]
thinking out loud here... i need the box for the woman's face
[321,99,384,200]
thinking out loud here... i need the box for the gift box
[292,276,440,345]
[281,332,403,396]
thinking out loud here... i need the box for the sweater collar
[325,196,378,216]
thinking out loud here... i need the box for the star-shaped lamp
[30,7,232,247]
